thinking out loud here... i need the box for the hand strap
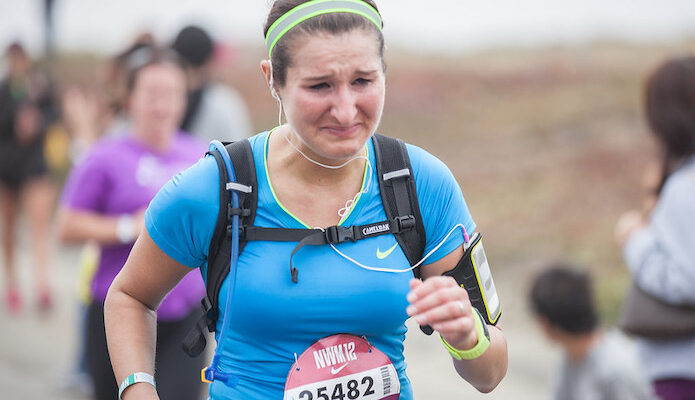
[440,307,491,360]
[118,372,156,399]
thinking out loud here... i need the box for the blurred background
[1,0,695,399]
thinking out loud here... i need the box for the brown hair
[124,46,186,94]
[645,56,695,193]
[263,0,385,87]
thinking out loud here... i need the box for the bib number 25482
[284,334,400,400]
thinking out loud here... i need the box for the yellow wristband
[440,307,491,360]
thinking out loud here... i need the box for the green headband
[265,0,383,58]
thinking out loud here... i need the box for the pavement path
[1,225,556,399]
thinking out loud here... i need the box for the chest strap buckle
[324,225,357,244]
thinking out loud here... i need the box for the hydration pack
[182,134,427,357]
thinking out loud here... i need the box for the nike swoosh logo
[331,363,349,375]
[376,243,399,259]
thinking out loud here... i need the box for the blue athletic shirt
[145,131,476,399]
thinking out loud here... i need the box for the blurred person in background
[529,264,653,400]
[57,47,207,400]
[171,25,251,142]
[64,33,157,159]
[99,33,156,138]
[616,55,695,400]
[56,35,157,398]
[89,33,157,144]
[0,41,57,314]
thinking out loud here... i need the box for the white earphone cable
[317,224,467,274]
[268,63,372,219]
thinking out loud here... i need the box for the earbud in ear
[268,61,284,126]
[268,60,281,102]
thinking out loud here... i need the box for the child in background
[529,264,653,400]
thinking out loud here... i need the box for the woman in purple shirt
[57,47,207,400]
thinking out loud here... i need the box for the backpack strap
[372,134,426,278]
[206,140,257,324]
[182,140,256,358]
[183,134,428,356]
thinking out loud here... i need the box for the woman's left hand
[406,276,479,351]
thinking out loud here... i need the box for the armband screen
[451,232,500,326]
[419,232,501,335]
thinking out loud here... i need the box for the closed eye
[353,78,372,86]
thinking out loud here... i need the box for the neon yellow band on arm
[440,307,491,360]
[265,0,383,57]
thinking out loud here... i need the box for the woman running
[105,2,508,399]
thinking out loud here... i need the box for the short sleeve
[407,144,476,264]
[60,148,110,212]
[145,155,220,269]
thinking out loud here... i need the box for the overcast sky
[2,0,695,56]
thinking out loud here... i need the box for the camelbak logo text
[362,224,390,236]
[313,342,357,369]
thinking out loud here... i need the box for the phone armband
[420,232,501,335]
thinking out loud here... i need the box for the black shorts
[0,141,48,190]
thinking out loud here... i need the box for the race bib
[284,334,400,400]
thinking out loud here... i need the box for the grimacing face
[274,28,385,163]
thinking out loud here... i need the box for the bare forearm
[104,286,158,399]
[57,209,140,245]
[452,325,508,393]
[103,231,193,399]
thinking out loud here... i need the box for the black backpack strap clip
[227,203,251,218]
[200,296,215,331]
[394,215,416,232]
[181,295,216,358]
[226,181,252,221]
[324,225,358,244]
[287,216,417,283]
